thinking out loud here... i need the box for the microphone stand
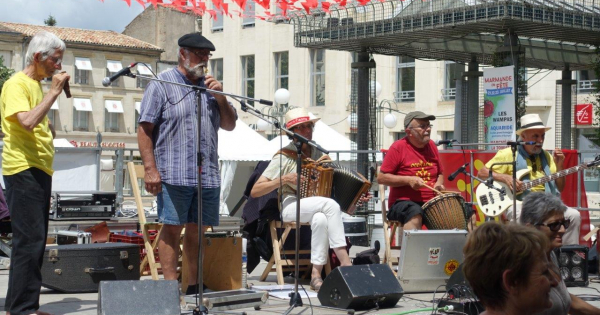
[131,73,267,315]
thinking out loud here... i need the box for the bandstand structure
[286,0,600,175]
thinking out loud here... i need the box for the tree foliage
[0,55,15,95]
[44,15,57,26]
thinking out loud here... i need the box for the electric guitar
[475,156,600,217]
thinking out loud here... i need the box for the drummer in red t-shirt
[378,111,445,230]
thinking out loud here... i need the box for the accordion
[300,162,371,215]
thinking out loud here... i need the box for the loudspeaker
[554,245,589,287]
[98,280,180,315]
[446,264,471,299]
[317,264,403,310]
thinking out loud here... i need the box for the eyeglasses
[187,49,212,59]
[411,124,433,130]
[536,220,571,232]
[45,55,62,65]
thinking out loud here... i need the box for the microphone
[102,62,137,87]
[448,163,469,181]
[435,139,457,146]
[63,80,71,98]
[506,140,537,146]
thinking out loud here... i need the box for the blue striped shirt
[139,68,236,188]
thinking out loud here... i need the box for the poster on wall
[483,66,516,150]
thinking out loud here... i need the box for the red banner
[439,150,589,246]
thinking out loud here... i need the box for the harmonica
[60,71,71,98]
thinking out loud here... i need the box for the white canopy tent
[266,113,355,161]
[218,119,271,215]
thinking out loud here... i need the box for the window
[274,51,289,92]
[394,132,407,140]
[213,9,224,32]
[443,62,463,101]
[0,51,12,68]
[577,70,598,92]
[47,109,56,127]
[136,63,153,90]
[241,55,255,100]
[310,49,326,106]
[136,76,149,89]
[242,1,255,27]
[135,101,141,133]
[441,131,455,150]
[210,58,224,87]
[74,57,92,85]
[104,100,123,133]
[395,56,415,102]
[577,129,600,193]
[73,99,91,132]
[48,101,59,127]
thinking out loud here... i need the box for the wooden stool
[260,220,331,285]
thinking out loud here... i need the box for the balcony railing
[578,80,598,92]
[441,88,456,101]
[393,90,415,102]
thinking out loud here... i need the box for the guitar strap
[516,146,559,198]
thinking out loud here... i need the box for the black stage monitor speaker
[317,264,403,310]
[98,280,180,315]
[554,245,589,287]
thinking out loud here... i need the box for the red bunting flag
[211,0,222,10]
[206,9,218,19]
[222,3,230,17]
[321,1,330,12]
[232,0,247,10]
[255,0,271,10]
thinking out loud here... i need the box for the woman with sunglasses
[520,192,600,315]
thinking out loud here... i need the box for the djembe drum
[421,193,469,230]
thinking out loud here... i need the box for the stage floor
[3,260,600,315]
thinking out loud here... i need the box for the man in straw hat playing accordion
[478,113,581,245]
[251,108,352,293]
[378,111,476,231]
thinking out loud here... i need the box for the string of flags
[106,0,387,21]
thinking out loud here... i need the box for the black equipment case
[41,243,140,293]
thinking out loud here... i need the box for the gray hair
[25,31,66,66]
[520,192,567,225]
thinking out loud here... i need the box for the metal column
[351,50,375,177]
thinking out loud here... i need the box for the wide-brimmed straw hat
[516,114,552,136]
[284,108,320,129]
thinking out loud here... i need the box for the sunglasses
[536,219,571,232]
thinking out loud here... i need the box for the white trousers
[282,196,347,265]
[509,204,581,245]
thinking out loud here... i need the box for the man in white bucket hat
[250,108,351,292]
[478,114,581,244]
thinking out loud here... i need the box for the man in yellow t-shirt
[1,31,69,315]
[478,114,581,245]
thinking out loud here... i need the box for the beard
[183,60,206,80]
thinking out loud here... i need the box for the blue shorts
[157,183,220,226]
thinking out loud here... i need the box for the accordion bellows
[300,162,371,215]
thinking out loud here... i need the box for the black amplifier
[51,191,116,220]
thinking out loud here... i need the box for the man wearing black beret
[138,32,237,294]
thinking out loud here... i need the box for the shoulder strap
[274,149,298,160]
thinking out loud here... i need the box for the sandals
[310,277,324,292]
